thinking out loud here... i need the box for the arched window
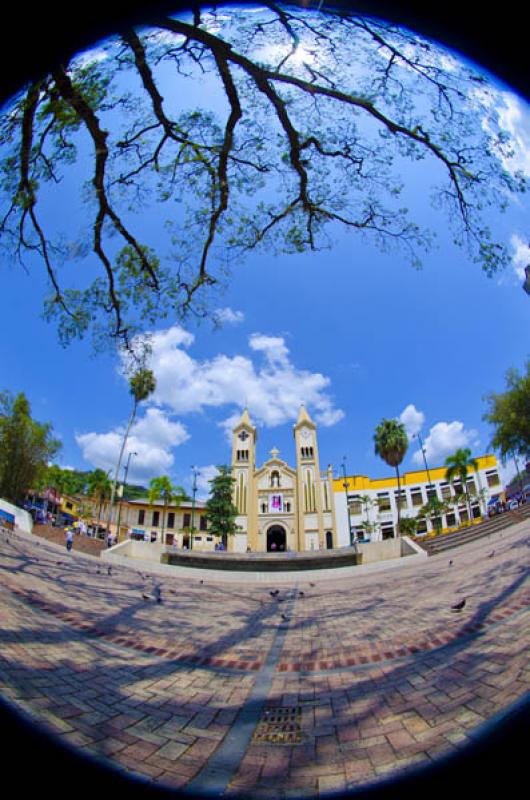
[271,470,280,488]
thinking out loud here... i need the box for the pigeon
[448,560,453,567]
[142,592,151,601]
[269,590,279,597]
[299,591,305,597]
[56,561,63,566]
[107,566,112,576]
[281,613,289,621]
[451,598,466,612]
[96,568,100,574]
[309,583,315,587]
[487,551,495,558]
[199,580,204,584]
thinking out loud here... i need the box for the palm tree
[374,418,409,536]
[148,476,186,543]
[87,468,112,531]
[445,447,479,524]
[106,368,156,534]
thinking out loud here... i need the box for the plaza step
[417,504,530,555]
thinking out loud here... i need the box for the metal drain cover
[252,706,303,745]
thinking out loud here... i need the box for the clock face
[299,427,312,441]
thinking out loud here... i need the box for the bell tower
[294,404,325,550]
[231,408,258,551]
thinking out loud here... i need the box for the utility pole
[341,457,354,547]
[190,466,199,551]
[115,451,136,542]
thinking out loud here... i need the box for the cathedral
[230,405,338,552]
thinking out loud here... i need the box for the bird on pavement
[269,590,279,597]
[448,560,453,566]
[299,591,305,597]
[281,613,289,621]
[487,551,495,558]
[142,593,151,601]
[451,598,466,612]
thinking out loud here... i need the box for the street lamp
[413,432,440,530]
[115,451,137,541]
[190,466,199,551]
[341,457,354,547]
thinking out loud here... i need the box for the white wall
[0,498,33,534]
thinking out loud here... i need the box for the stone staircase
[417,503,530,555]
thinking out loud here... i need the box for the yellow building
[334,455,503,541]
[230,405,337,552]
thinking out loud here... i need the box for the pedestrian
[65,528,74,552]
[107,531,113,548]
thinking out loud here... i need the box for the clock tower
[231,408,258,551]
[294,403,326,550]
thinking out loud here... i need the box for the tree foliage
[374,417,408,534]
[206,465,239,540]
[0,391,61,504]
[0,3,524,352]
[444,447,479,521]
[148,474,186,538]
[483,361,530,460]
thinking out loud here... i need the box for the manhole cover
[252,706,303,745]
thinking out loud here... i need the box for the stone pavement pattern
[0,521,529,797]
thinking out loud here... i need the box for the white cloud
[213,307,245,325]
[76,407,189,483]
[510,233,530,280]
[190,465,220,501]
[496,92,530,178]
[142,324,344,430]
[412,420,479,466]
[399,404,425,438]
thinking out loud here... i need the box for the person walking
[65,528,74,552]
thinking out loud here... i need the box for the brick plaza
[0,521,529,797]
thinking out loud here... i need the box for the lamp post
[190,466,199,551]
[341,457,354,547]
[413,432,440,531]
[115,451,137,541]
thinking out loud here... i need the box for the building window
[167,512,175,529]
[486,471,500,487]
[348,495,362,515]
[261,502,267,514]
[440,483,451,500]
[200,515,208,531]
[472,504,481,519]
[194,536,202,542]
[271,470,280,488]
[183,512,191,528]
[152,510,160,527]
[453,481,463,495]
[377,493,391,512]
[446,513,456,527]
[236,450,249,461]
[284,501,291,513]
[459,509,469,523]
[394,490,407,510]
[138,509,145,525]
[381,524,394,539]
[411,488,423,507]
[426,486,437,502]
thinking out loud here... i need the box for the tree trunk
[395,465,402,536]
[105,402,137,535]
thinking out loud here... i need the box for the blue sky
[0,6,529,498]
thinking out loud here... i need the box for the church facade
[230,405,338,552]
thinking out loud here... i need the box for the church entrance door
[267,525,286,552]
